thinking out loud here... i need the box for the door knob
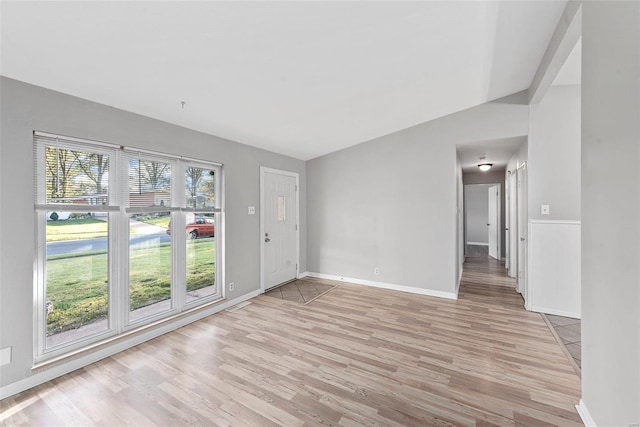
[520,237,526,241]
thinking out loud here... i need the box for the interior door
[517,164,528,299]
[262,169,298,290]
[508,171,518,278]
[488,185,499,259]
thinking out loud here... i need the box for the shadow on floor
[264,277,337,304]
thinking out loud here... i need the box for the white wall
[0,77,307,390]
[529,85,581,222]
[464,184,491,244]
[528,220,580,318]
[527,84,581,318]
[581,2,640,425]
[306,100,528,297]
[455,156,464,293]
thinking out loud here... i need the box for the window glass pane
[186,213,217,304]
[45,146,109,205]
[129,213,172,322]
[185,167,215,208]
[45,211,109,348]
[128,159,171,208]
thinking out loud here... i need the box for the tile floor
[264,277,337,304]
[545,313,582,370]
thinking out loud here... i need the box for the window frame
[123,152,179,328]
[34,136,120,362]
[34,132,224,364]
[181,160,223,309]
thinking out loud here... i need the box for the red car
[167,217,215,239]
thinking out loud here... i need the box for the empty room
[1,1,638,426]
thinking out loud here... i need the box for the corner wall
[306,101,528,297]
[527,84,581,318]
[581,1,640,424]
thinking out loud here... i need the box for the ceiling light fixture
[478,163,493,172]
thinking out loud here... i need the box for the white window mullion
[172,160,186,311]
[217,165,224,299]
[33,141,46,361]
[33,211,46,362]
[114,149,128,333]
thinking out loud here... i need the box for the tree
[73,152,108,194]
[143,161,170,190]
[45,147,79,202]
[130,159,170,193]
[186,167,203,207]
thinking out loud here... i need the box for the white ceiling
[457,136,527,173]
[1,1,567,160]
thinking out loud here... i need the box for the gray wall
[581,2,640,425]
[0,77,307,388]
[464,184,491,244]
[529,84,581,221]
[306,100,528,294]
[455,157,464,291]
[463,170,506,258]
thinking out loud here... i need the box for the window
[126,156,175,323]
[34,132,223,362]
[36,139,116,352]
[184,165,219,305]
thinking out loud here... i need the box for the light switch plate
[541,205,550,215]
[248,206,256,215]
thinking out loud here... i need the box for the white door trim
[260,167,300,293]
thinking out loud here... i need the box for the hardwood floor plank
[0,258,581,426]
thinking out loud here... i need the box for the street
[47,232,171,256]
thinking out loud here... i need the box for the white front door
[488,185,499,259]
[261,168,298,290]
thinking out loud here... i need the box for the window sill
[32,296,225,373]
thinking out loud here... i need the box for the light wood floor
[1,259,582,426]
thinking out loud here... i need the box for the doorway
[260,167,299,292]
[464,183,501,260]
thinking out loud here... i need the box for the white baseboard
[297,271,309,279]
[531,305,581,319]
[456,266,463,296]
[304,272,457,300]
[466,242,489,246]
[0,289,262,400]
[576,399,597,427]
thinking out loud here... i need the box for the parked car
[167,216,214,239]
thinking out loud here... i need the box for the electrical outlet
[229,282,235,291]
[374,267,380,275]
[248,206,255,215]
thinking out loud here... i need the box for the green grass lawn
[46,238,215,335]
[46,218,109,242]
[140,215,171,229]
